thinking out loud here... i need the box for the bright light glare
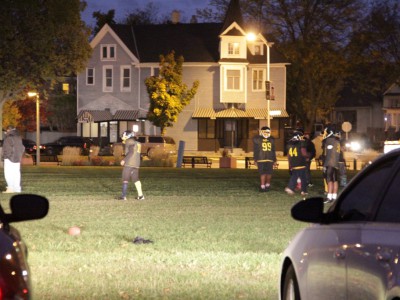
[350,141,361,152]
[246,32,256,41]
[27,92,38,97]
[269,110,281,116]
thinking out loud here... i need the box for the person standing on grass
[253,126,277,192]
[322,125,341,203]
[285,130,308,196]
[116,130,144,201]
[2,125,25,193]
[304,132,316,187]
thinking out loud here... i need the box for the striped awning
[215,107,248,118]
[113,110,141,120]
[192,107,289,119]
[192,108,216,119]
[77,110,113,123]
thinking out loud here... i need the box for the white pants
[4,159,21,192]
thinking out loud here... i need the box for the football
[68,226,81,236]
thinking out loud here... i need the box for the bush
[62,147,87,166]
[89,156,103,166]
[141,154,176,167]
[113,143,124,162]
[90,145,100,157]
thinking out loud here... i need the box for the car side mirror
[291,197,324,223]
[6,194,49,223]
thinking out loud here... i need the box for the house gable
[91,24,139,63]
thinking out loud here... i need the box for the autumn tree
[145,51,199,135]
[0,0,92,137]
[2,100,22,131]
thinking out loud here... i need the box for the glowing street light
[27,92,40,166]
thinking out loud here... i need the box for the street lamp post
[247,33,273,127]
[266,42,271,128]
[27,92,40,166]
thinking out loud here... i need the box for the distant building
[76,0,290,152]
[383,82,400,140]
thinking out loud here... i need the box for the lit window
[227,69,240,90]
[86,68,94,85]
[228,42,240,55]
[62,83,70,94]
[101,45,116,61]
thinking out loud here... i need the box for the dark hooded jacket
[3,129,25,163]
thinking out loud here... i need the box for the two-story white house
[77,0,289,152]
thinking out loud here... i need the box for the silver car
[280,149,400,300]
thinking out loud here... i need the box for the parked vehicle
[280,149,400,300]
[0,194,49,299]
[135,135,177,158]
[43,136,94,155]
[22,138,45,155]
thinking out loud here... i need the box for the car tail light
[0,284,3,300]
[83,143,87,149]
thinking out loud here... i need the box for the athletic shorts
[325,166,339,182]
[257,161,274,175]
[122,166,139,182]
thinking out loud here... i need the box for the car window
[337,159,395,222]
[149,137,163,143]
[137,137,146,143]
[375,165,400,222]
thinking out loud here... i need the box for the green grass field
[0,166,353,299]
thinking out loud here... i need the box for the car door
[304,224,349,300]
[336,154,400,299]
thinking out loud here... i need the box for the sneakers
[116,196,127,201]
[136,195,145,201]
[324,198,334,204]
[2,188,15,194]
[285,187,295,195]
[308,183,314,187]
[301,191,308,196]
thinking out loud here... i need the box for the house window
[62,83,70,94]
[100,122,108,137]
[226,69,241,90]
[252,69,265,91]
[228,42,240,55]
[101,44,116,61]
[254,45,262,55]
[151,67,160,77]
[121,66,131,92]
[103,66,113,92]
[198,119,216,139]
[86,68,94,85]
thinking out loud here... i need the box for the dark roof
[112,23,222,63]
[111,23,287,64]
[221,0,244,33]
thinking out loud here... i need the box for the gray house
[76,0,289,153]
[383,82,400,139]
[332,87,384,146]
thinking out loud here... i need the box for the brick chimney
[171,10,180,24]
